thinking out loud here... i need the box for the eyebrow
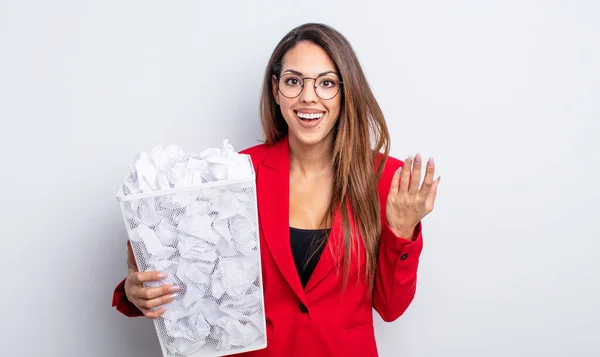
[282,69,339,77]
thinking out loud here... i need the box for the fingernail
[169,286,181,293]
[157,272,168,279]
[428,156,434,167]
[169,293,178,300]
[415,153,421,164]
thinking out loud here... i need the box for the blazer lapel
[257,137,307,302]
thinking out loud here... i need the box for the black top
[290,227,330,288]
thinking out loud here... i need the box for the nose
[299,78,318,104]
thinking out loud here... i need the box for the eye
[283,76,302,86]
[318,77,338,88]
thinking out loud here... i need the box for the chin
[289,130,334,148]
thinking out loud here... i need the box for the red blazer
[112,137,423,357]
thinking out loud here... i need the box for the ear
[272,75,280,105]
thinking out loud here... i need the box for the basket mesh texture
[119,180,266,357]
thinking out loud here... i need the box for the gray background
[1,0,598,356]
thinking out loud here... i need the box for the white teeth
[297,112,323,120]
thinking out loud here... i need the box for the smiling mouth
[295,111,324,120]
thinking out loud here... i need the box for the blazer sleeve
[112,278,144,317]
[373,221,423,322]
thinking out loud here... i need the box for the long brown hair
[260,23,390,290]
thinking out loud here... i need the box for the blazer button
[400,254,408,261]
[299,302,309,313]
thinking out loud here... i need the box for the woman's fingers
[408,154,422,195]
[398,156,412,194]
[389,168,401,197]
[138,283,181,300]
[391,154,435,198]
[126,271,179,316]
[128,271,168,285]
[134,291,178,309]
[139,306,168,319]
[419,157,435,198]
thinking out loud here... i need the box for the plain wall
[1,0,598,356]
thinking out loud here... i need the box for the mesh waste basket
[116,157,267,357]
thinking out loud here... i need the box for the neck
[288,135,334,178]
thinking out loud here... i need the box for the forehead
[282,41,337,76]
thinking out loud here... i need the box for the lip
[294,109,325,114]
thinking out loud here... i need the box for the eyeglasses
[277,73,343,100]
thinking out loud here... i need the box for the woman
[112,23,440,356]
